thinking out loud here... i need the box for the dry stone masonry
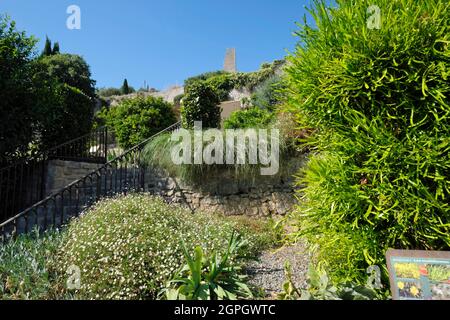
[145,157,306,216]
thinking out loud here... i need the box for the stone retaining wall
[44,156,306,217]
[45,160,102,196]
[145,157,305,216]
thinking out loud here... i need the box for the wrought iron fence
[0,127,113,224]
[0,122,181,242]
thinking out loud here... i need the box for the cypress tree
[121,79,130,95]
[43,36,52,56]
[52,42,60,55]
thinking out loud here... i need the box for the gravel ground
[245,241,311,299]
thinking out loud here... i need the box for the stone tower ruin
[224,48,237,73]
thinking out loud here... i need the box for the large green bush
[223,107,274,129]
[181,81,222,129]
[0,16,37,164]
[106,96,177,149]
[30,54,97,148]
[0,16,98,162]
[56,195,269,300]
[286,0,450,284]
[37,53,96,99]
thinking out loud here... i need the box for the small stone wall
[145,158,305,216]
[45,160,102,195]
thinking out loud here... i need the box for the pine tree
[42,36,52,56]
[52,42,60,55]
[121,79,130,95]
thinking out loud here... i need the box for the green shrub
[37,53,96,99]
[223,107,274,129]
[181,81,221,129]
[278,264,384,300]
[205,73,235,101]
[184,60,285,99]
[162,232,253,300]
[251,75,285,111]
[234,60,285,90]
[184,71,229,88]
[0,16,37,164]
[0,230,67,300]
[56,195,268,300]
[34,82,95,148]
[97,87,122,97]
[31,52,96,149]
[285,0,450,284]
[106,96,177,149]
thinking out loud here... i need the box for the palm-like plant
[161,232,253,300]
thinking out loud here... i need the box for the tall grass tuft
[142,116,302,187]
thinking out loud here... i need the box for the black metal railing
[0,122,181,242]
[0,127,114,224]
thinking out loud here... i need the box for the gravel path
[245,241,311,299]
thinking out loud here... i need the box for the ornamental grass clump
[56,195,263,300]
[285,0,450,284]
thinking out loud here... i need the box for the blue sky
[0,0,311,90]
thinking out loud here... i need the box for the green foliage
[0,16,37,163]
[106,96,177,149]
[184,60,285,98]
[234,60,285,90]
[162,232,253,300]
[223,107,274,129]
[285,0,450,284]
[278,263,383,300]
[37,53,96,98]
[181,81,221,129]
[0,229,67,300]
[184,71,229,88]
[52,42,60,55]
[121,78,130,95]
[56,195,267,300]
[97,87,122,97]
[31,56,96,148]
[42,36,52,56]
[205,73,235,101]
[251,75,285,111]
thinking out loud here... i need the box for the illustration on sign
[386,249,450,300]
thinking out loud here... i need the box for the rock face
[144,157,306,216]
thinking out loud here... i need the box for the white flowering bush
[56,194,267,300]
